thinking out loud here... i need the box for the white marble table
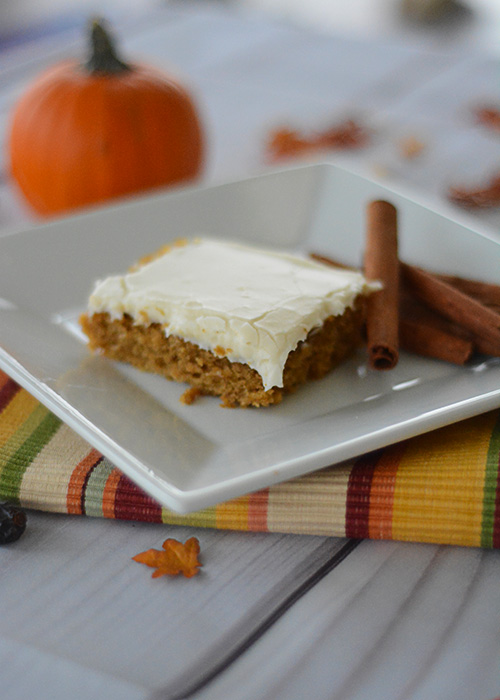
[1,4,499,699]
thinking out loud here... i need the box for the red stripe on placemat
[345,452,380,539]
[113,473,163,523]
[248,488,269,531]
[0,376,21,414]
[67,449,102,514]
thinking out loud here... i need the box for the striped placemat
[1,369,499,548]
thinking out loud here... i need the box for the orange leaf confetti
[474,106,500,133]
[265,118,369,162]
[132,537,202,578]
[448,173,500,208]
[398,135,425,160]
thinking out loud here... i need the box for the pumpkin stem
[85,18,131,75]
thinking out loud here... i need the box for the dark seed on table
[0,502,27,544]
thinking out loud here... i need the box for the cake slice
[80,238,377,407]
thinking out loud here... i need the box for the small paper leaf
[133,536,202,578]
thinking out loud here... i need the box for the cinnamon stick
[399,318,474,365]
[402,282,500,358]
[473,337,500,357]
[364,200,399,370]
[401,263,500,348]
[399,294,474,364]
[439,276,500,330]
[437,274,500,311]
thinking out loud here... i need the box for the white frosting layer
[88,239,377,390]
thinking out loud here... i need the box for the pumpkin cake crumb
[180,387,205,405]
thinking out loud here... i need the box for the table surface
[1,3,500,699]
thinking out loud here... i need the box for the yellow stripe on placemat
[0,390,40,450]
[216,495,251,530]
[162,505,218,529]
[392,413,498,547]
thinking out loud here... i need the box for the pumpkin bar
[80,239,377,407]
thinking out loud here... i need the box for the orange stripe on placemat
[66,449,102,515]
[345,452,379,538]
[368,442,408,541]
[102,467,123,519]
[248,488,269,531]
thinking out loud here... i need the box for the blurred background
[1,0,500,52]
[2,0,500,229]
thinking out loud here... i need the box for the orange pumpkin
[8,19,205,216]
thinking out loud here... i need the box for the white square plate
[1,163,500,513]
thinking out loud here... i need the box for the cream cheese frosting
[87,239,377,390]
